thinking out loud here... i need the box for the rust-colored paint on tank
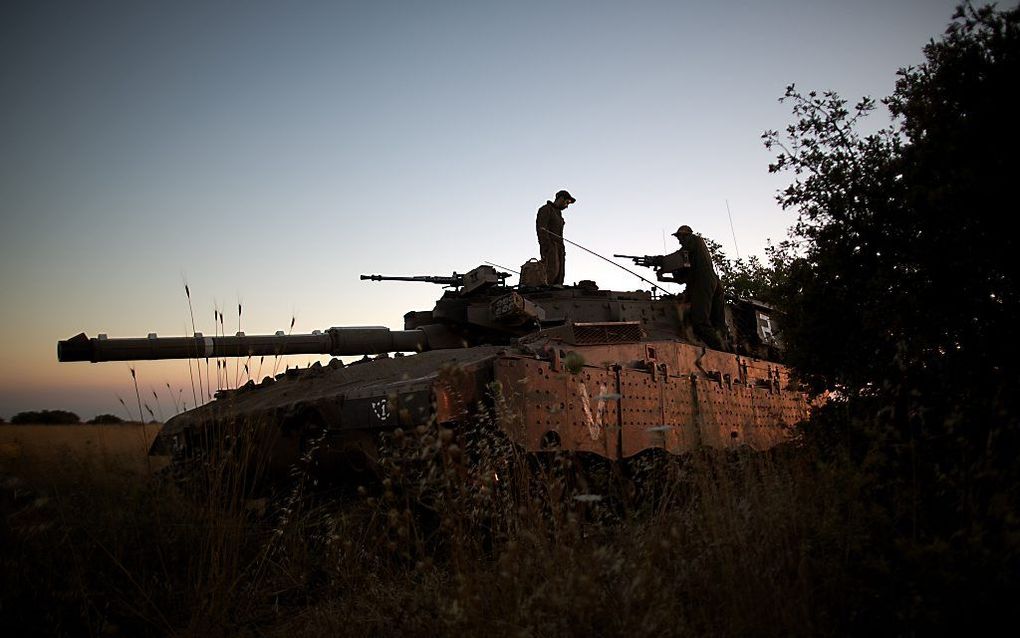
[494,341,808,458]
[494,358,618,457]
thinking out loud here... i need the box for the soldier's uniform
[536,200,568,285]
[674,228,726,350]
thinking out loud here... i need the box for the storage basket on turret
[519,258,547,286]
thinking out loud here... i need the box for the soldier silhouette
[671,225,726,349]
[535,190,576,286]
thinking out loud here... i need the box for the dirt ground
[0,423,167,476]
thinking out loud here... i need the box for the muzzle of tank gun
[57,326,438,363]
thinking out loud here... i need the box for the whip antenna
[726,199,741,260]
[540,228,672,296]
[484,261,520,274]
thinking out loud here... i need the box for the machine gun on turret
[615,250,692,284]
[361,264,510,295]
[613,254,662,269]
[360,274,462,285]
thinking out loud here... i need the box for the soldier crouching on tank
[670,225,727,350]
[535,190,576,286]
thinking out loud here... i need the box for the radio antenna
[540,228,672,296]
[484,261,520,274]
[725,199,741,259]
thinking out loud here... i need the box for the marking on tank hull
[371,398,390,421]
[578,382,610,441]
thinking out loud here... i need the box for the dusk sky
[1,0,960,419]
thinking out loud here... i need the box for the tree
[10,410,82,425]
[763,3,1019,631]
[87,414,125,424]
[703,236,788,304]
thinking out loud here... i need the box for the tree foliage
[703,236,789,303]
[764,2,1019,630]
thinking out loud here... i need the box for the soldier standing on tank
[671,225,726,350]
[535,190,576,286]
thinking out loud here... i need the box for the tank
[57,263,809,473]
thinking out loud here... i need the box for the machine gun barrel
[361,274,462,286]
[57,327,432,363]
[361,265,509,295]
[613,254,660,268]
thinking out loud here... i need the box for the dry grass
[0,415,861,637]
[0,423,167,477]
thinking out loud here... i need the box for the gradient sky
[0,0,960,419]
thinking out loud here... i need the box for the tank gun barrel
[57,327,431,363]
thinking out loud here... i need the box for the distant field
[0,423,167,476]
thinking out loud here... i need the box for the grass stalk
[184,283,202,409]
[235,302,242,389]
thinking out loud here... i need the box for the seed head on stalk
[151,388,165,422]
[130,366,145,429]
[116,395,133,422]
